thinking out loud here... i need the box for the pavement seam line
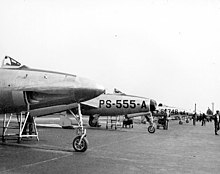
[1,153,72,173]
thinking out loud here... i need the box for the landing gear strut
[146,113,155,133]
[68,104,88,152]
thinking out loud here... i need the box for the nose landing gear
[72,129,88,152]
[69,104,88,152]
[148,125,156,133]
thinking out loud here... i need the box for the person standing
[201,113,206,126]
[192,113,197,126]
[23,113,34,135]
[213,110,220,135]
[164,109,169,130]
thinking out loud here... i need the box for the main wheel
[72,136,88,152]
[89,116,98,127]
[179,120,183,125]
[148,125,155,133]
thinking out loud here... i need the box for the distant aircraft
[0,56,105,152]
[74,90,157,133]
[153,103,194,126]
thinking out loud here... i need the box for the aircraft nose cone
[150,99,157,112]
[90,83,105,99]
[75,77,105,102]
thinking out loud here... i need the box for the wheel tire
[72,136,88,152]
[148,126,155,133]
[157,125,160,129]
[89,116,97,127]
[179,121,183,125]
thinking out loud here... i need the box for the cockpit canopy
[1,56,28,69]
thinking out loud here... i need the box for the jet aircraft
[153,103,194,125]
[72,90,157,133]
[0,56,105,152]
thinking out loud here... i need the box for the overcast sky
[0,0,220,113]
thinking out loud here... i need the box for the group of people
[192,110,220,135]
[192,113,207,126]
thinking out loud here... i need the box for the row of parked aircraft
[0,56,194,152]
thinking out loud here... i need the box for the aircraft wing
[31,103,79,117]
[127,112,150,118]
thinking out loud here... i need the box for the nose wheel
[69,104,88,152]
[146,113,155,133]
[73,135,88,152]
[148,125,155,133]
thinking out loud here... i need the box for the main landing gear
[179,120,183,125]
[68,104,88,152]
[88,114,101,127]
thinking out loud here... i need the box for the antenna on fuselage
[113,88,126,95]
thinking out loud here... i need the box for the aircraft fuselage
[82,93,157,116]
[0,67,104,115]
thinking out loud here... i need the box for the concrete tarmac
[0,117,220,174]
